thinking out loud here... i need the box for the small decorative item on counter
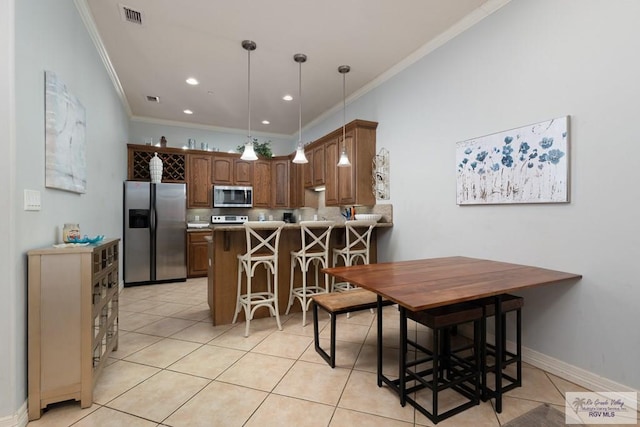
[160,136,167,147]
[62,223,81,243]
[67,234,105,244]
[150,152,163,183]
[342,207,356,220]
[188,138,196,149]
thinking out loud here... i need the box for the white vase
[149,152,163,183]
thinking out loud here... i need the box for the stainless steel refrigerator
[123,181,187,286]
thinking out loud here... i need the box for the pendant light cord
[342,71,346,146]
[299,60,302,145]
[247,46,251,141]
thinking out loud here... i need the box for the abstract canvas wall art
[456,116,569,205]
[45,70,86,193]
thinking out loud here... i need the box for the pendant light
[337,65,351,167]
[240,40,258,161]
[292,53,309,164]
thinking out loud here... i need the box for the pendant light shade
[241,40,258,161]
[337,65,351,167]
[292,53,309,164]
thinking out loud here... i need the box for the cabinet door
[212,156,233,184]
[253,160,271,208]
[338,132,356,205]
[234,159,253,185]
[312,145,325,186]
[187,154,212,208]
[303,148,313,187]
[271,159,289,208]
[324,138,339,206]
[187,232,210,277]
[289,159,304,208]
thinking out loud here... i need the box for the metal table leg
[494,294,503,413]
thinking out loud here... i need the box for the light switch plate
[24,189,41,211]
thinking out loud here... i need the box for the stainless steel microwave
[213,185,253,208]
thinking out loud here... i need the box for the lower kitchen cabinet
[27,239,120,420]
[187,231,211,277]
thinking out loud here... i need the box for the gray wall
[1,0,129,418]
[306,0,640,389]
[0,0,17,419]
[129,119,295,156]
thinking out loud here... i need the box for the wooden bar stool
[331,220,376,292]
[285,220,335,326]
[232,221,285,337]
[400,302,482,424]
[311,289,393,367]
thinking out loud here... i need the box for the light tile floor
[27,278,633,426]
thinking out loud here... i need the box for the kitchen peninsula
[205,220,392,326]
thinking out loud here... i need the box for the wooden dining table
[323,256,581,414]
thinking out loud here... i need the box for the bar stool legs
[232,221,285,337]
[285,221,335,327]
[400,303,483,424]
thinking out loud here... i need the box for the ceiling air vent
[146,96,160,103]
[119,4,144,25]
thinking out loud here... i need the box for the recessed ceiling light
[282,95,293,101]
[262,120,270,125]
[186,78,199,85]
[183,109,193,114]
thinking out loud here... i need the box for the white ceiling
[82,0,507,137]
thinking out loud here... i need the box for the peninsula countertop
[189,221,393,232]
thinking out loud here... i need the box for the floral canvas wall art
[456,116,569,205]
[45,70,87,193]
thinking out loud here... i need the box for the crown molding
[74,0,132,117]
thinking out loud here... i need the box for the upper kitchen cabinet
[212,153,234,184]
[313,120,377,206]
[212,153,254,185]
[234,159,253,185]
[324,137,339,206]
[253,160,271,208]
[187,154,212,208]
[303,148,313,187]
[289,154,305,208]
[303,144,325,188]
[127,144,186,182]
[271,157,290,208]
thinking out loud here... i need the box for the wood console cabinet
[187,231,211,277]
[27,239,120,420]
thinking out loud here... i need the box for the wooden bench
[311,289,394,368]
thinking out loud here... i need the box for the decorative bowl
[68,235,105,244]
[354,214,383,222]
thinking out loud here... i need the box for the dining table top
[322,256,582,311]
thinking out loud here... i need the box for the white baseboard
[458,324,640,400]
[0,401,27,427]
